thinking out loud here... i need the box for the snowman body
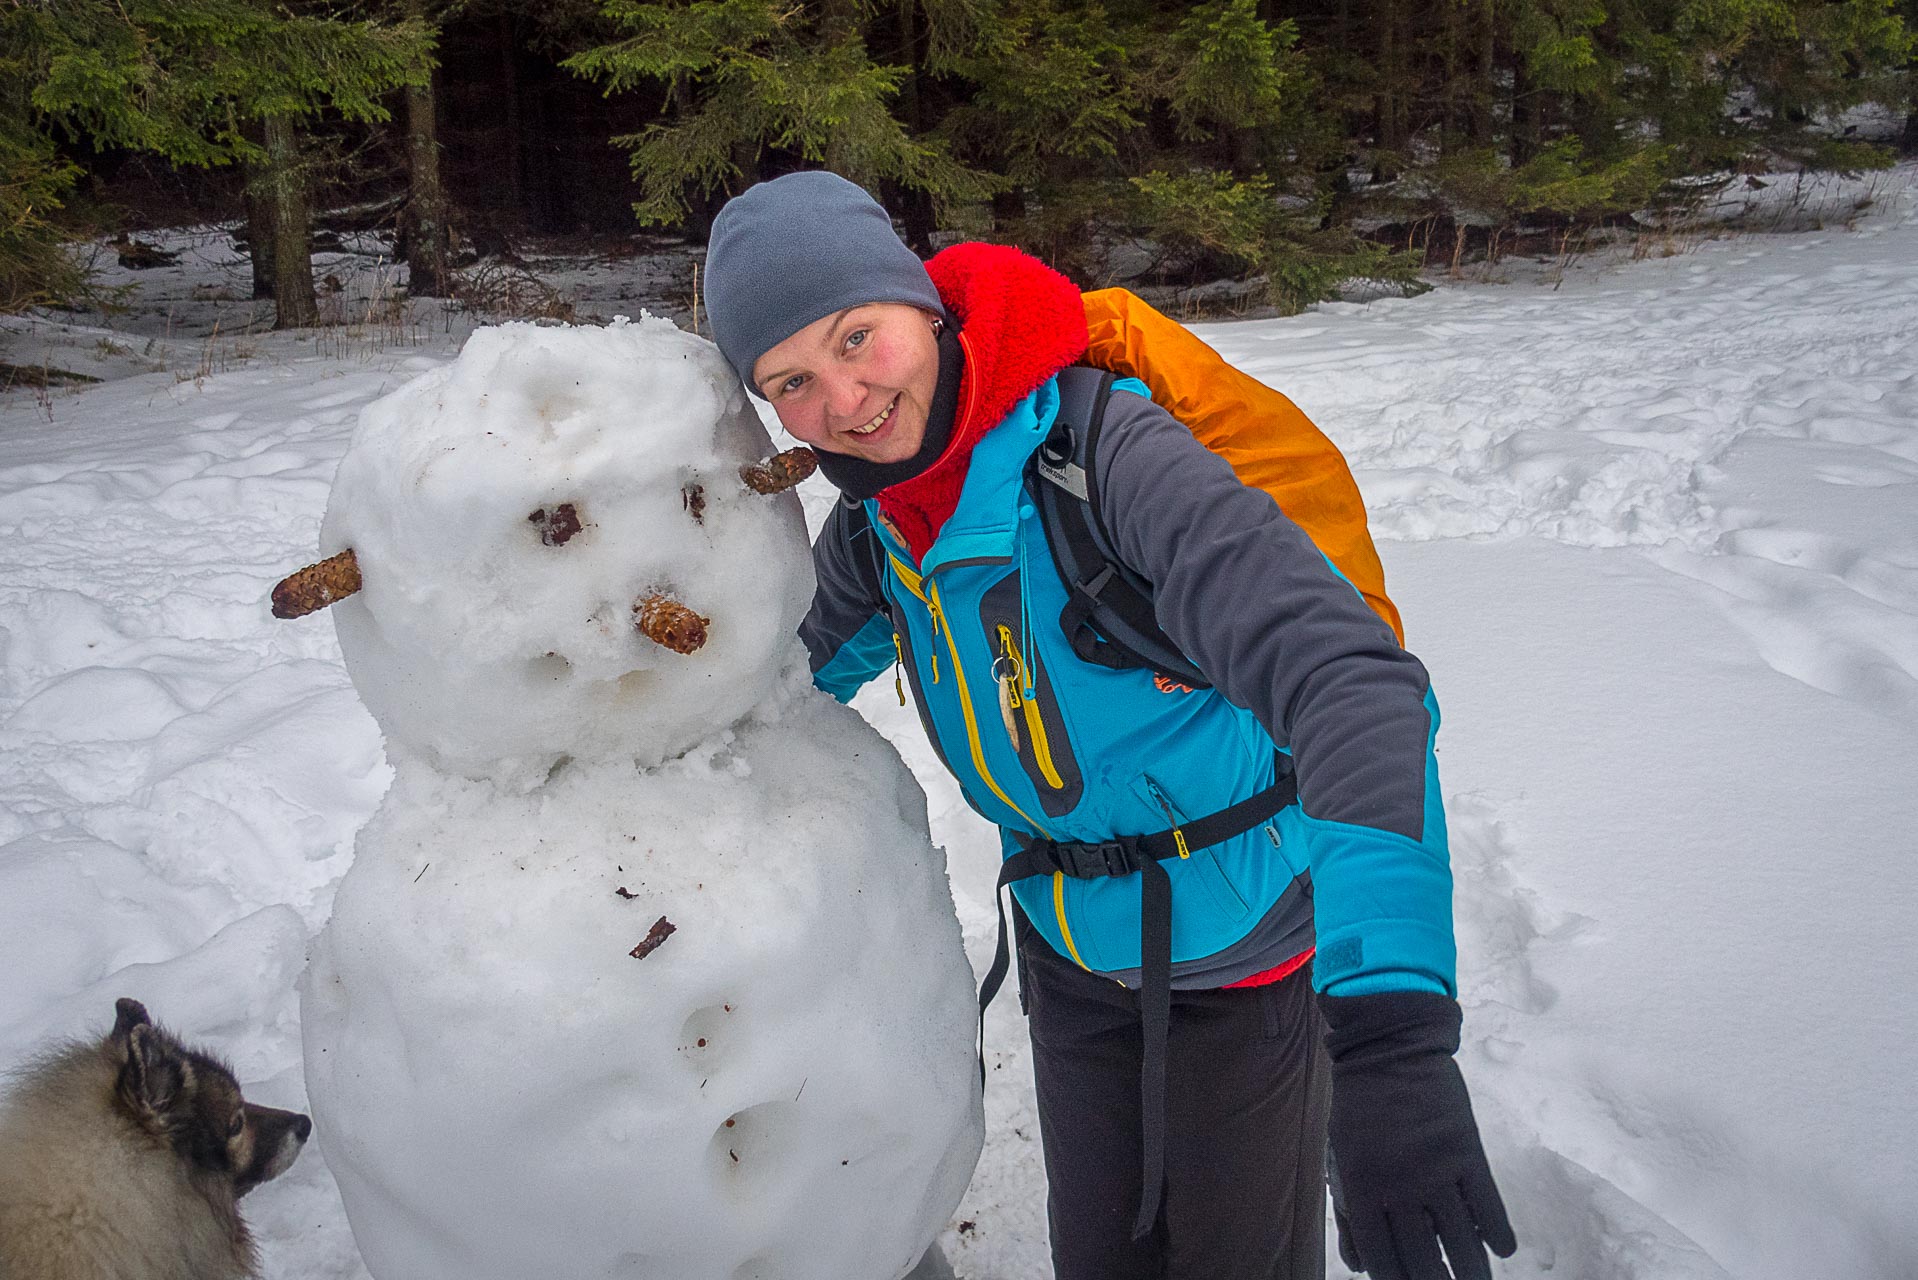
[299,318,983,1280]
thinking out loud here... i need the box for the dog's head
[107,998,312,1197]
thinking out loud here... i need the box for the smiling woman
[699,169,1514,1280]
[751,303,943,465]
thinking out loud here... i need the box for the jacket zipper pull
[992,628,1023,755]
[892,633,907,707]
[996,626,1025,708]
[1143,777,1191,858]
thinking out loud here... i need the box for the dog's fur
[0,999,310,1280]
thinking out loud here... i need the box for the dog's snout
[292,1114,312,1142]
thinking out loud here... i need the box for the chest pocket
[979,573,1084,817]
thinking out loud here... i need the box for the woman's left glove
[1320,990,1516,1280]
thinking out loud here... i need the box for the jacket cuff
[1304,816,1456,997]
[809,612,896,704]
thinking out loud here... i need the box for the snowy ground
[4,162,1917,1279]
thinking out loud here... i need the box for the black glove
[1321,990,1517,1280]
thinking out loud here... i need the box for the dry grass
[448,261,578,324]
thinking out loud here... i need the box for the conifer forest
[4,0,1914,323]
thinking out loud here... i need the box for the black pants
[1015,905,1331,1280]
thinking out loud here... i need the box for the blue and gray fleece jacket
[800,375,1454,999]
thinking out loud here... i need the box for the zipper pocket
[978,572,1083,817]
[927,577,1045,832]
[997,625,1066,789]
[1134,773,1252,921]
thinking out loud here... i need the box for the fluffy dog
[0,998,310,1280]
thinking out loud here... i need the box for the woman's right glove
[1321,990,1517,1280]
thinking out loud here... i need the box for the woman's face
[752,302,940,464]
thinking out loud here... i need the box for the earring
[930,316,944,335]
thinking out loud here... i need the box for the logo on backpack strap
[1152,673,1196,695]
[1035,454,1090,502]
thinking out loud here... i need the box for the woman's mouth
[847,396,897,438]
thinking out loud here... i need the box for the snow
[319,316,813,788]
[304,720,981,1280]
[298,320,981,1279]
[3,161,1917,1279]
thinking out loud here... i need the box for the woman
[703,171,1516,1280]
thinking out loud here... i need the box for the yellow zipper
[891,633,907,706]
[893,553,1085,969]
[997,625,1065,790]
[926,578,1043,831]
[1053,871,1087,969]
[889,554,937,683]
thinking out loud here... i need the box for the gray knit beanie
[703,171,946,398]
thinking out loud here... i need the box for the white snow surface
[3,163,1917,1278]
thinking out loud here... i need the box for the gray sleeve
[1092,389,1434,842]
[798,500,896,699]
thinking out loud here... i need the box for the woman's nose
[820,367,867,419]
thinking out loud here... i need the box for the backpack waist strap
[977,756,1299,1239]
[999,762,1297,883]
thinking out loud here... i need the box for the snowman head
[292,317,818,789]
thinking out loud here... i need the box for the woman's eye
[845,329,869,351]
[780,374,806,396]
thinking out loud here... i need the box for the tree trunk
[261,114,318,329]
[1229,125,1261,175]
[1377,0,1406,155]
[1472,0,1496,144]
[890,0,937,252]
[1442,0,1463,153]
[990,186,1027,232]
[497,14,526,222]
[244,181,276,300]
[899,186,937,256]
[1510,41,1540,166]
[403,11,451,298]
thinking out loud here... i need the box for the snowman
[285,316,983,1280]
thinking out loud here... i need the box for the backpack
[846,288,1403,687]
[1077,287,1402,650]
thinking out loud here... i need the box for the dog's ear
[112,998,151,1041]
[120,1023,187,1114]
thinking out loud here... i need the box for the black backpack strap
[1033,367,1210,690]
[977,754,1300,1240]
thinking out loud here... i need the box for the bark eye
[229,1112,245,1138]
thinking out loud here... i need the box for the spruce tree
[564,0,995,228]
[1,0,430,320]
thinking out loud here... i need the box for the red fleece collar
[876,244,1089,563]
